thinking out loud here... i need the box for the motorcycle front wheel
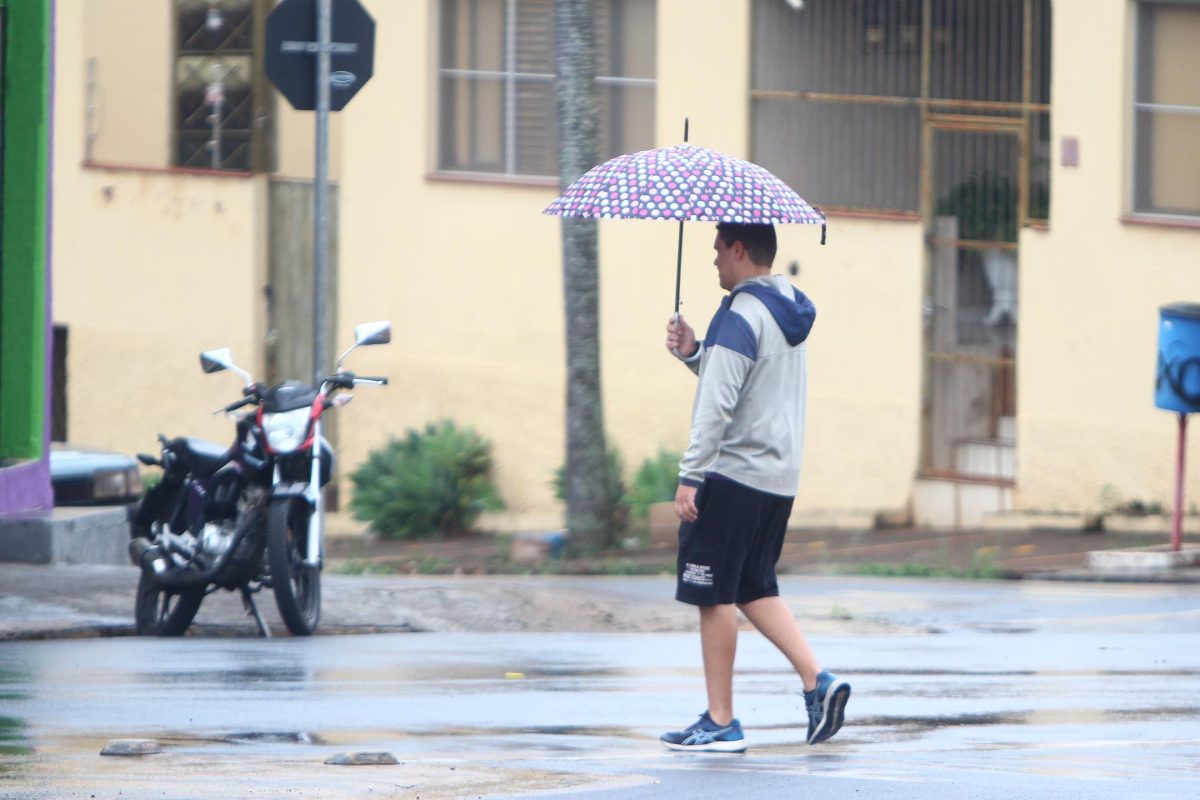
[266,500,321,636]
[134,572,204,636]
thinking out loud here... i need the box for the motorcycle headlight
[263,408,311,454]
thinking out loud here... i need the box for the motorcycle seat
[173,438,230,475]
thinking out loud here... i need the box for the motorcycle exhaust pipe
[159,530,198,560]
[134,540,222,588]
[131,508,262,588]
[128,537,168,576]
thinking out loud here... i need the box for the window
[751,0,1051,220]
[173,0,270,171]
[1134,0,1200,217]
[438,0,656,179]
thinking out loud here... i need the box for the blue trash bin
[1156,303,1200,413]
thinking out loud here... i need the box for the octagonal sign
[265,0,376,112]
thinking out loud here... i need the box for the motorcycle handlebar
[220,396,257,414]
[321,372,389,389]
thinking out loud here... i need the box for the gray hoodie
[676,274,817,497]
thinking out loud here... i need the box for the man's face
[713,233,739,291]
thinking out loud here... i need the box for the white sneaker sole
[808,679,851,745]
[660,738,748,753]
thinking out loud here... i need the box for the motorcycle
[128,321,391,637]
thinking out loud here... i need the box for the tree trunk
[556,0,610,553]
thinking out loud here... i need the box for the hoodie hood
[732,275,816,346]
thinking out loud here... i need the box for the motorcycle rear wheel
[134,572,204,636]
[267,500,321,636]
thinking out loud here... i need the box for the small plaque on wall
[1061,136,1080,167]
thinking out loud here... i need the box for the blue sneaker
[805,671,851,744]
[660,711,747,752]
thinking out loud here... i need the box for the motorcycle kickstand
[241,587,271,639]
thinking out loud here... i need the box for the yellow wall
[1017,0,1200,514]
[53,7,268,453]
[76,0,338,180]
[788,218,924,513]
[81,0,172,166]
[331,0,923,522]
[334,0,845,525]
[52,0,1200,526]
[275,104,344,182]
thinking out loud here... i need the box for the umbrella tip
[683,118,689,143]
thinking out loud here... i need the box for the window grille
[438,0,657,178]
[1134,0,1200,218]
[751,0,1051,220]
[173,0,270,171]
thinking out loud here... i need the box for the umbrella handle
[670,312,685,359]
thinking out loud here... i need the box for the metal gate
[921,119,1022,482]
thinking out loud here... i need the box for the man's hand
[665,315,698,358]
[675,484,699,522]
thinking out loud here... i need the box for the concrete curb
[0,506,130,565]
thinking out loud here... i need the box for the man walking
[660,222,849,752]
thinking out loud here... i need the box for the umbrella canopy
[543,143,825,226]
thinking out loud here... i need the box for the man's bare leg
[699,604,739,725]
[738,596,820,691]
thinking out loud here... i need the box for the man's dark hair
[716,222,777,267]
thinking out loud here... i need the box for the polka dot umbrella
[544,136,826,315]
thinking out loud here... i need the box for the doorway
[921,119,1023,485]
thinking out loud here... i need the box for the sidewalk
[325,511,1200,582]
[2,512,1197,641]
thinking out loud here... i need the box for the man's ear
[732,240,747,261]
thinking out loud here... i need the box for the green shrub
[553,447,630,535]
[140,471,162,493]
[348,420,504,539]
[627,449,682,519]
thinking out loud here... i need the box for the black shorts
[675,476,795,606]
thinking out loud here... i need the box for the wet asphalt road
[1,577,1199,799]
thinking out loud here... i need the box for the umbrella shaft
[674,220,685,315]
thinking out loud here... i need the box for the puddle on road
[314,664,630,688]
[0,671,34,780]
[2,746,652,800]
[138,666,308,687]
[4,719,656,800]
[841,668,1037,677]
[1107,705,1200,721]
[848,704,1200,740]
[0,715,33,784]
[225,731,321,745]
[0,716,31,756]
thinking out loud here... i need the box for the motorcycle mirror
[200,348,233,374]
[354,321,392,347]
[337,321,393,369]
[199,347,254,386]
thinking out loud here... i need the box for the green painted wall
[0,0,51,461]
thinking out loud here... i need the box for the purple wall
[0,461,51,513]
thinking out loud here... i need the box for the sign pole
[266,0,374,378]
[313,0,332,383]
[1173,412,1188,552]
